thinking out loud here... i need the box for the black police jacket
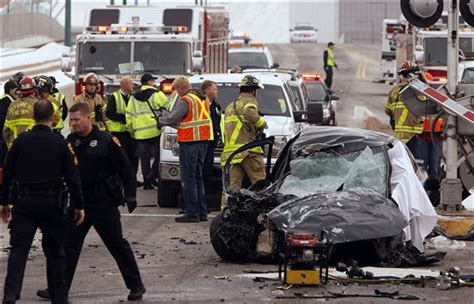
[0,124,84,209]
[66,126,136,205]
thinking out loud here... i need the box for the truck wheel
[210,213,238,261]
[157,180,180,207]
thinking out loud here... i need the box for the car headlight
[163,134,180,156]
[271,136,288,158]
[323,108,330,119]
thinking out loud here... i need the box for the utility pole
[65,0,71,46]
[111,0,115,4]
[441,0,463,211]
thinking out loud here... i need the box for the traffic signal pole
[65,0,71,46]
[441,0,463,211]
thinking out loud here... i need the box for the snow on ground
[0,42,69,72]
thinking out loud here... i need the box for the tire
[209,213,239,261]
[157,180,180,207]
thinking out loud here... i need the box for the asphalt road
[1,43,474,303]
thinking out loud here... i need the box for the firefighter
[49,76,69,135]
[220,75,267,194]
[323,42,337,89]
[3,76,37,149]
[385,61,424,156]
[126,73,169,190]
[72,73,107,131]
[158,76,212,222]
[0,80,18,166]
[106,77,139,177]
[1,100,85,304]
[37,102,145,301]
[34,75,61,128]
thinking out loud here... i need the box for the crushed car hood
[267,188,408,244]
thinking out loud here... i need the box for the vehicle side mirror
[60,49,72,72]
[192,51,203,73]
[331,95,340,100]
[271,63,280,69]
[294,103,323,124]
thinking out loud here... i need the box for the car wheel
[210,213,239,261]
[157,180,180,207]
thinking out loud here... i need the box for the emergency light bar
[229,41,265,49]
[301,73,323,81]
[85,24,189,35]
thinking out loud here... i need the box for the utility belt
[12,179,69,214]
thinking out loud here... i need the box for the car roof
[241,69,300,81]
[229,47,267,54]
[188,73,285,86]
[459,61,474,69]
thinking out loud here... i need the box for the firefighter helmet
[19,76,36,96]
[239,75,264,89]
[398,61,416,75]
[83,73,99,85]
[34,75,53,94]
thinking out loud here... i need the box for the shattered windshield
[279,146,388,196]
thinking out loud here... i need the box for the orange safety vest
[177,92,214,142]
[422,117,443,133]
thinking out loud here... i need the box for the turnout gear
[177,89,213,142]
[34,75,53,94]
[385,83,424,143]
[52,92,66,131]
[3,95,36,149]
[398,61,416,75]
[73,93,107,131]
[83,73,99,85]
[126,85,169,140]
[221,92,267,166]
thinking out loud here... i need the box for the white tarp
[388,141,438,252]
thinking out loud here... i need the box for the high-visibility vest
[177,92,213,143]
[106,91,128,133]
[126,86,169,140]
[422,117,443,133]
[52,92,65,130]
[221,99,266,166]
[326,48,336,67]
[1,94,15,103]
[3,96,36,149]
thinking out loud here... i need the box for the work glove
[125,198,137,213]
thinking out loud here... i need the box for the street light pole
[441,0,463,211]
[65,0,71,47]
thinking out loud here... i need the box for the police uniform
[64,126,144,294]
[1,124,84,304]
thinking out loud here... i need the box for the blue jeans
[179,141,208,218]
[406,135,442,180]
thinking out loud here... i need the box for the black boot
[36,288,50,299]
[128,286,146,301]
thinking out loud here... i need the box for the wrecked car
[210,127,440,266]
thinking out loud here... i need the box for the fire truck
[379,19,406,83]
[61,5,229,96]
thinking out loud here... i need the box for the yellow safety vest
[1,94,15,103]
[326,48,336,67]
[125,85,169,140]
[221,99,266,166]
[52,92,65,130]
[106,91,128,133]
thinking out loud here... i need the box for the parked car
[290,24,318,43]
[228,41,278,70]
[158,73,322,208]
[302,73,338,125]
[210,127,438,266]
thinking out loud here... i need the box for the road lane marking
[122,213,216,218]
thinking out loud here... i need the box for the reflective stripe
[255,117,266,129]
[177,92,213,142]
[180,119,211,127]
[1,94,15,103]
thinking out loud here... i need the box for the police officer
[37,102,146,301]
[221,75,267,193]
[158,76,212,222]
[49,76,69,135]
[3,76,37,149]
[72,73,107,131]
[0,80,18,166]
[106,77,139,176]
[1,100,85,304]
[323,42,337,90]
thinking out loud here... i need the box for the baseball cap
[140,73,158,84]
